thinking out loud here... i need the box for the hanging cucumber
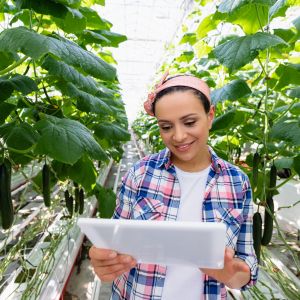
[74,182,79,213]
[0,159,14,229]
[253,211,262,263]
[261,165,276,246]
[65,190,73,216]
[261,196,274,246]
[42,163,51,207]
[252,152,260,191]
[79,188,84,215]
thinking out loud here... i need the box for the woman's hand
[201,247,250,289]
[89,246,137,282]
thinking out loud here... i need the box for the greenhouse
[0,0,299,299]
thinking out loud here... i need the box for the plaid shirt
[111,147,258,300]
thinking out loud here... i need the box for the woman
[89,72,258,299]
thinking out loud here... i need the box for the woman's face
[155,90,214,171]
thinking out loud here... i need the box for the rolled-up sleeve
[236,176,258,290]
[112,168,137,220]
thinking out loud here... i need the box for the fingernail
[109,251,117,258]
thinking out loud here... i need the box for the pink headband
[144,71,211,116]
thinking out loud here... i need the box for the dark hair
[152,86,211,115]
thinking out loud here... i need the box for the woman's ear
[208,105,215,129]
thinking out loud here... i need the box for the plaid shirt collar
[157,146,223,174]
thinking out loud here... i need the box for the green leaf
[42,55,99,95]
[269,0,288,19]
[0,103,15,124]
[0,74,38,101]
[175,51,194,63]
[79,30,111,45]
[274,28,297,43]
[180,33,197,45]
[53,8,86,33]
[69,155,97,191]
[287,87,300,98]
[79,7,110,30]
[95,185,116,218]
[211,79,251,105]
[52,156,97,191]
[227,4,269,34]
[59,82,112,114]
[218,0,276,13]
[16,0,68,18]
[196,13,222,39]
[0,27,116,81]
[0,51,19,70]
[274,157,293,169]
[270,117,300,146]
[274,64,300,89]
[54,0,81,8]
[211,108,237,132]
[94,122,130,141]
[0,122,39,150]
[35,115,108,164]
[93,30,127,47]
[194,40,212,58]
[214,32,287,72]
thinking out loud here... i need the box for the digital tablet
[77,218,226,268]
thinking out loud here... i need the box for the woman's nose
[172,126,187,142]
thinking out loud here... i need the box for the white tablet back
[78,218,226,268]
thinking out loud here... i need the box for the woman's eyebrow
[158,113,198,123]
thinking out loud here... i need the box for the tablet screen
[78,218,226,268]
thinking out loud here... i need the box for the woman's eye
[160,125,171,131]
[185,121,196,127]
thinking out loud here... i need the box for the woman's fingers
[89,246,137,282]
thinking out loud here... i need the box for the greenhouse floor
[65,140,141,300]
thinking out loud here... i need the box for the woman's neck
[171,148,211,172]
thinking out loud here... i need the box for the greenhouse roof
[98,0,193,122]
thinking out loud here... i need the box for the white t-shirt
[161,165,210,300]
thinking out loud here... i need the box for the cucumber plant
[0,0,131,227]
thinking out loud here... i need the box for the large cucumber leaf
[15,0,68,18]
[0,26,116,81]
[58,82,112,114]
[211,109,237,132]
[0,122,39,151]
[42,56,99,95]
[94,122,131,141]
[270,117,300,146]
[0,74,37,101]
[35,115,108,164]
[52,155,97,191]
[211,79,251,105]
[79,7,111,30]
[53,7,86,33]
[214,32,287,72]
[0,103,15,124]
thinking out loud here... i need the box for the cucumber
[74,182,79,213]
[65,190,73,216]
[42,163,51,207]
[253,212,262,263]
[79,188,84,215]
[0,159,14,229]
[261,196,274,246]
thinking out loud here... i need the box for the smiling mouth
[174,141,194,151]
